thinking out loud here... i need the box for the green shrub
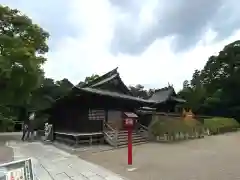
[0,118,15,132]
[150,115,204,137]
[204,117,239,134]
[0,107,17,132]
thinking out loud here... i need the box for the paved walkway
[0,132,19,164]
[7,141,127,180]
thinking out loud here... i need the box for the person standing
[20,107,28,141]
[21,122,28,141]
[44,122,49,141]
[26,112,35,140]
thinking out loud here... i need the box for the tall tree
[0,5,49,106]
[190,70,201,88]
[30,78,73,111]
[183,80,189,89]
[179,40,240,117]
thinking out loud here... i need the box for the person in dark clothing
[20,107,29,141]
[21,123,28,141]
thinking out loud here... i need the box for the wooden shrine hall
[148,86,186,112]
[47,68,156,147]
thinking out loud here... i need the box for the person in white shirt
[26,112,35,140]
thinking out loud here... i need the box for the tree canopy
[178,40,240,119]
[0,5,49,105]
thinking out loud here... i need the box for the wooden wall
[138,114,152,127]
[107,110,123,130]
[50,105,104,133]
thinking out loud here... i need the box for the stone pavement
[0,132,19,164]
[6,141,128,180]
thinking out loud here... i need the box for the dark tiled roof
[170,96,186,103]
[124,112,138,118]
[139,107,157,111]
[137,107,156,114]
[79,68,118,88]
[90,73,118,88]
[74,87,156,104]
[148,86,174,103]
[77,67,132,95]
[148,86,185,103]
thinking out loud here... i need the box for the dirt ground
[78,132,240,180]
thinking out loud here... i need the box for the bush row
[150,115,205,138]
[204,117,239,134]
[149,116,239,140]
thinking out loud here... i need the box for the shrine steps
[104,130,148,148]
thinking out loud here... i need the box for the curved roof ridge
[80,67,119,88]
[154,86,173,93]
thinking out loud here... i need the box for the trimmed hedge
[204,117,239,134]
[150,115,204,138]
[149,116,240,140]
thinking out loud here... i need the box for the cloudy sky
[1,0,240,91]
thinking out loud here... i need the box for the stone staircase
[116,130,148,147]
[103,128,148,147]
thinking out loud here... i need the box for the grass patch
[204,117,239,134]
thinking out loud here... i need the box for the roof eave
[76,87,155,104]
[80,68,119,88]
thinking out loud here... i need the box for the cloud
[1,0,240,92]
[110,0,240,54]
[0,0,78,49]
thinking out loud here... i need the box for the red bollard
[128,127,132,165]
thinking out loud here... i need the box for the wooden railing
[103,122,118,147]
[104,122,116,132]
[137,123,148,131]
[136,122,151,140]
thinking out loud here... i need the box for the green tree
[0,5,49,106]
[129,84,149,99]
[179,40,240,117]
[55,78,73,97]
[30,78,73,111]
[178,70,206,112]
[183,80,189,89]
[190,70,201,88]
[84,74,99,84]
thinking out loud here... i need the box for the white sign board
[125,118,133,125]
[0,159,34,180]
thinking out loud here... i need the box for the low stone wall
[152,127,239,142]
[154,131,205,142]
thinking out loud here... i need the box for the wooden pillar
[105,109,108,123]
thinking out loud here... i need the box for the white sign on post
[0,158,34,180]
[125,118,133,125]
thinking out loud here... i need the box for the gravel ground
[77,132,240,180]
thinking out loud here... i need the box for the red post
[128,127,132,165]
